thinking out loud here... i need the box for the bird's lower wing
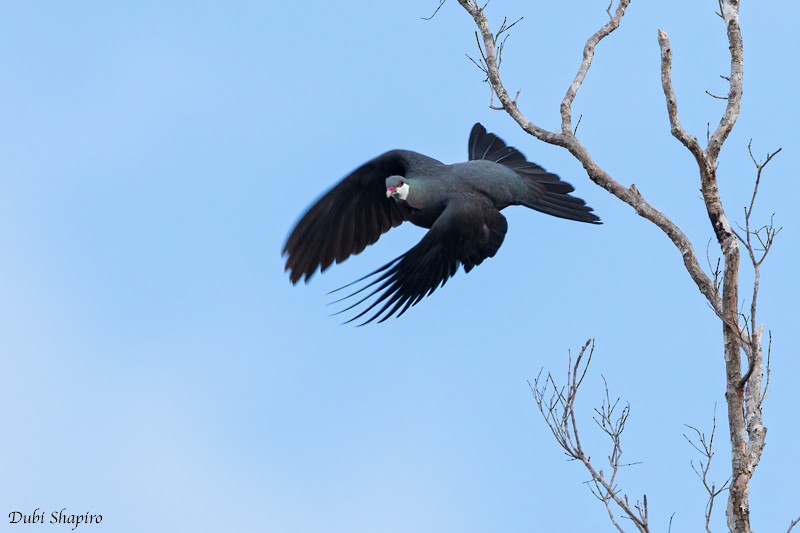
[331,195,508,325]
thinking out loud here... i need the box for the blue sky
[0,1,797,531]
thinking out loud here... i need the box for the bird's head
[385,175,410,201]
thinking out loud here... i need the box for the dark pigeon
[283,123,600,324]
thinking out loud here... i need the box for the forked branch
[457,0,722,316]
[684,407,731,532]
[531,340,648,532]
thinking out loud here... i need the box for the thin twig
[421,0,447,20]
[760,331,772,407]
[684,406,730,531]
[573,114,583,136]
[531,340,648,532]
[705,90,729,100]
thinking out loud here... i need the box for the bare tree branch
[531,340,649,532]
[684,407,731,532]
[732,142,780,400]
[658,3,765,530]
[457,0,722,316]
[560,0,630,134]
[707,2,743,162]
[657,29,706,164]
[422,0,447,20]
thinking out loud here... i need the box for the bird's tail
[468,123,601,224]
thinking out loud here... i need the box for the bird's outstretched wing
[283,151,409,283]
[331,195,508,325]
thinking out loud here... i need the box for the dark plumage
[283,123,600,324]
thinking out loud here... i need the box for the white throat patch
[390,182,410,201]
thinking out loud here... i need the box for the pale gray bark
[454,0,774,531]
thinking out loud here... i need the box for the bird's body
[283,123,600,324]
[413,160,529,213]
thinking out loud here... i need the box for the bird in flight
[283,123,600,325]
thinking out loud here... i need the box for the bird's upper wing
[332,194,508,325]
[468,122,601,224]
[283,151,410,284]
[468,122,529,165]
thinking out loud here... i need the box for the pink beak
[386,187,395,198]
